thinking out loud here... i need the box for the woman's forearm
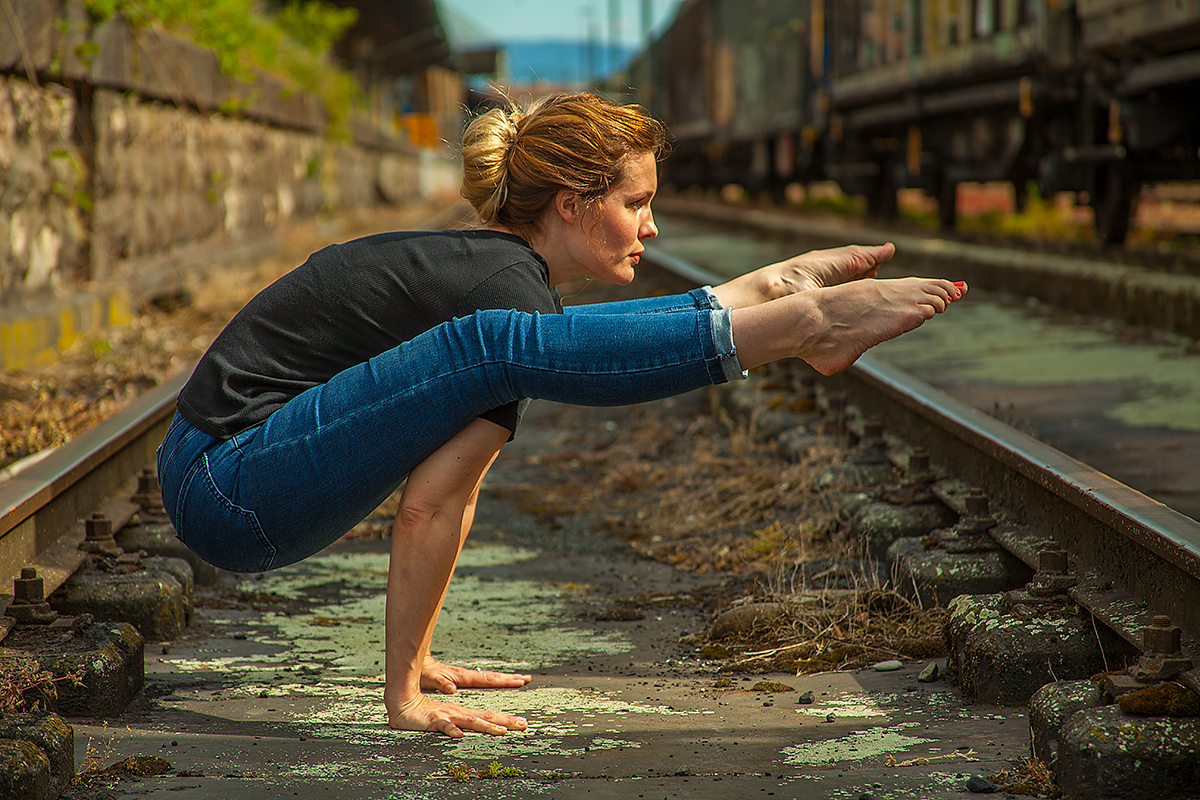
[385,505,464,708]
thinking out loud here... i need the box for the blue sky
[439,0,684,48]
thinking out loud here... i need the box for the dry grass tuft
[706,587,947,673]
[991,757,1061,798]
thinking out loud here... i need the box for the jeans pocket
[157,415,204,489]
[176,453,277,573]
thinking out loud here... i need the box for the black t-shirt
[177,229,562,439]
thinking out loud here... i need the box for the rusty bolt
[80,512,123,557]
[908,448,931,474]
[132,467,165,513]
[1131,614,1193,682]
[13,567,45,604]
[136,468,159,496]
[85,512,113,541]
[965,490,989,518]
[1039,548,1069,575]
[1144,615,1182,656]
[9,567,57,625]
[1027,547,1076,596]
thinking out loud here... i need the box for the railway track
[1,221,1198,798]
[0,371,186,632]
[639,244,1200,696]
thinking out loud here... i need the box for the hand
[420,655,533,694]
[387,693,529,738]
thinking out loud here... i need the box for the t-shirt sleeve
[459,262,561,438]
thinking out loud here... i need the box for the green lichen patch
[782,723,933,766]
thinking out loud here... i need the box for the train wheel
[1091,166,1138,245]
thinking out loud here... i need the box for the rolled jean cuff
[711,305,747,382]
[694,286,722,310]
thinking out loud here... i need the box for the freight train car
[626,0,829,199]
[826,0,1077,228]
[630,0,1200,244]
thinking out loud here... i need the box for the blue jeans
[156,289,744,573]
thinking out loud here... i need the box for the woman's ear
[554,189,580,223]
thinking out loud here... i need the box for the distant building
[316,0,500,147]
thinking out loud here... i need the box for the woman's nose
[641,211,658,240]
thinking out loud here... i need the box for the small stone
[965,775,998,793]
[824,713,835,723]
[872,660,903,672]
[797,690,814,704]
[918,662,939,682]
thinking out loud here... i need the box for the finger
[433,718,466,738]
[478,670,533,686]
[482,709,529,731]
[457,713,512,736]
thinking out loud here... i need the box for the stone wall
[0,0,443,309]
[0,75,86,296]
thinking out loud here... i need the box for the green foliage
[79,0,363,136]
[275,0,358,54]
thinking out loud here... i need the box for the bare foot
[387,693,529,738]
[760,243,896,299]
[800,277,964,375]
[420,655,532,694]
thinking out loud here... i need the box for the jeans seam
[158,420,204,490]
[195,452,276,572]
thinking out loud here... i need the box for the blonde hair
[460,93,668,238]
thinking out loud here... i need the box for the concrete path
[66,402,1029,800]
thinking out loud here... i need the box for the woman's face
[569,151,659,285]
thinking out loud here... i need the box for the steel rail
[0,370,187,607]
[642,243,1200,688]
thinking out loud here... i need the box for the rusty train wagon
[826,0,1077,227]
[634,0,1200,244]
[631,0,829,199]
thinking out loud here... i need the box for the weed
[72,723,133,788]
[0,666,83,714]
[439,761,526,782]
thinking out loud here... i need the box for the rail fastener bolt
[850,416,888,465]
[937,489,998,552]
[132,467,166,515]
[1106,615,1195,697]
[80,512,123,557]
[8,567,59,625]
[1027,547,1078,597]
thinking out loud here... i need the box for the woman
[157,93,965,738]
